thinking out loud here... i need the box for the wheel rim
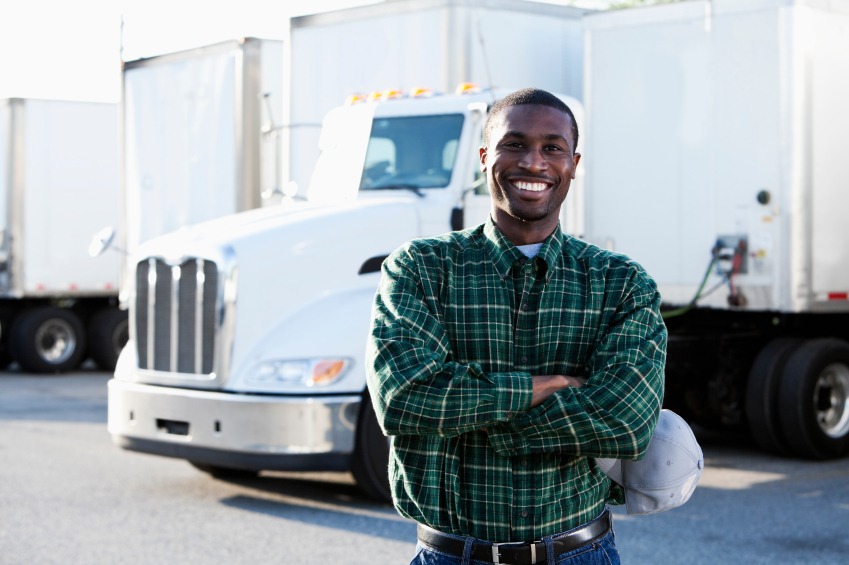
[814,362,849,439]
[35,319,76,364]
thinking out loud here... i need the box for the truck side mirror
[88,227,116,257]
[450,207,464,231]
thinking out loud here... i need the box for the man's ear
[571,153,582,179]
[479,146,487,171]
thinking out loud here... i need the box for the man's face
[479,104,581,241]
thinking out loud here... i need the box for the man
[366,88,666,564]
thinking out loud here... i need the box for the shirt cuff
[486,422,528,455]
[490,371,533,422]
[484,372,533,455]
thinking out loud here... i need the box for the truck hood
[133,197,416,259]
[129,197,420,386]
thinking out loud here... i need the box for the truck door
[460,103,491,229]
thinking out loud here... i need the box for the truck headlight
[248,358,350,388]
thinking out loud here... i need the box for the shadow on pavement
[216,471,415,543]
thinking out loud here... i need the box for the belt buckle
[490,541,537,565]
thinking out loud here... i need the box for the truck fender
[229,278,382,395]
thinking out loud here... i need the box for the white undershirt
[516,243,543,258]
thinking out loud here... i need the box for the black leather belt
[417,509,611,565]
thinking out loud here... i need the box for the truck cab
[107,86,584,501]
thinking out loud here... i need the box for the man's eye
[544,145,564,152]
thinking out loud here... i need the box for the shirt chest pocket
[441,273,515,370]
[535,285,601,377]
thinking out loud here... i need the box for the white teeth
[515,181,548,192]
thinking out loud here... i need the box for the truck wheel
[351,393,391,504]
[10,307,87,373]
[777,338,849,459]
[745,338,801,455]
[87,308,129,371]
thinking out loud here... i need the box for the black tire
[188,461,260,480]
[0,347,12,371]
[0,305,16,370]
[777,338,849,459]
[745,338,801,455]
[87,308,129,371]
[351,393,392,504]
[10,307,87,373]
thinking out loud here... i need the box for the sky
[0,0,613,103]
[0,0,382,102]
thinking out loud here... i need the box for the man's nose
[519,148,548,171]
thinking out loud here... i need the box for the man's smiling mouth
[514,181,550,192]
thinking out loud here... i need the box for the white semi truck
[0,98,123,373]
[107,86,584,501]
[582,0,849,459]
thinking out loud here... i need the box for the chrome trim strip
[195,258,204,374]
[135,367,214,382]
[217,245,238,383]
[146,257,156,370]
[170,265,180,373]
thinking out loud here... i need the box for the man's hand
[530,375,586,407]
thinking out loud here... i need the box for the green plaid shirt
[366,218,666,542]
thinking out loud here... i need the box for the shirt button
[521,304,529,311]
[521,510,529,518]
[521,459,528,467]
[521,356,528,363]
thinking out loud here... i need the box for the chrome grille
[135,257,218,374]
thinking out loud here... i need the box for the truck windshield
[359,114,464,192]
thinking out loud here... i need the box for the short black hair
[483,88,579,152]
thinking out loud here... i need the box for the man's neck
[492,216,557,246]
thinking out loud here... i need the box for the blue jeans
[411,531,619,565]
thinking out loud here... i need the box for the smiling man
[483,91,580,245]
[366,88,667,565]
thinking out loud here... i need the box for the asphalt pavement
[1,369,847,564]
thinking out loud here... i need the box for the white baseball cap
[596,409,704,515]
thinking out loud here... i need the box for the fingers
[566,376,587,388]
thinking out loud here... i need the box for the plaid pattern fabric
[366,218,666,542]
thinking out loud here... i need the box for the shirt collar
[483,217,564,282]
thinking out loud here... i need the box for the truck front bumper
[107,379,362,472]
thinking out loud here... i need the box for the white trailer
[285,0,588,194]
[0,98,123,373]
[583,0,849,458]
[121,37,284,297]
